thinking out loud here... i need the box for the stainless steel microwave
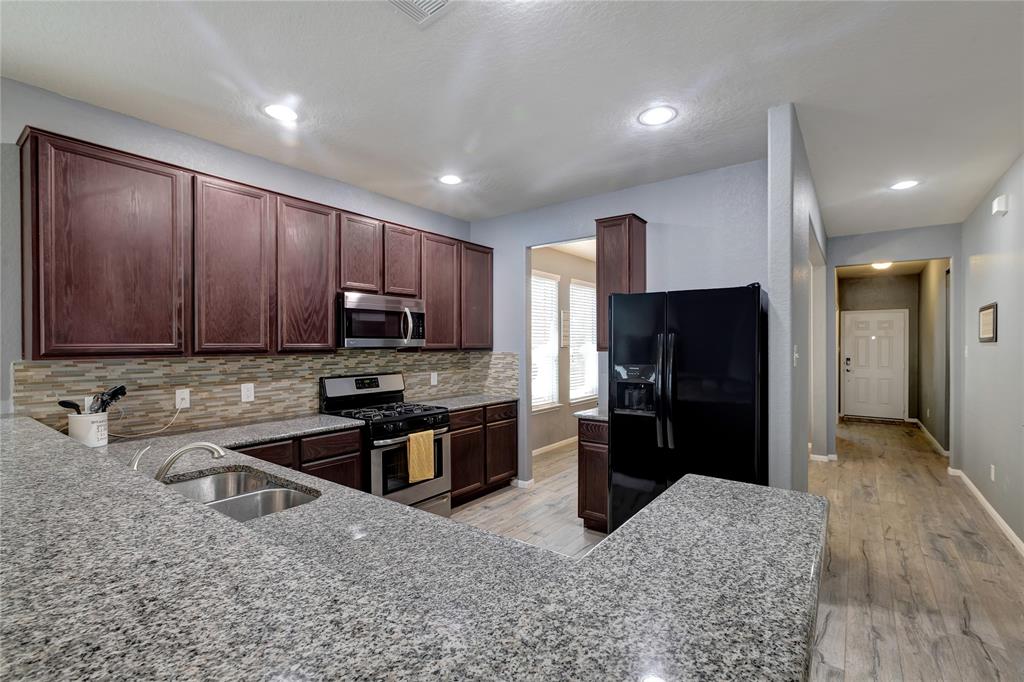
[339,292,426,348]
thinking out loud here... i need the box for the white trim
[906,418,950,457]
[809,454,831,463]
[510,478,534,489]
[531,402,563,415]
[532,436,577,457]
[828,453,838,461]
[947,467,1024,558]
[839,308,910,420]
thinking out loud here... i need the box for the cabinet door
[29,134,191,357]
[301,453,362,490]
[596,214,645,351]
[383,223,421,297]
[578,440,608,531]
[338,213,382,293]
[194,175,274,353]
[451,425,486,501]
[276,196,337,351]
[421,233,460,349]
[485,418,517,484]
[459,243,493,349]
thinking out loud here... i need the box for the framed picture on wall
[978,302,997,343]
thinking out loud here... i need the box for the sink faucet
[153,442,226,482]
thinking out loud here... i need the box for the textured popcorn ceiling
[1,1,1020,235]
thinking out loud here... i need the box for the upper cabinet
[421,233,460,349]
[383,223,421,297]
[596,213,646,351]
[194,175,274,353]
[276,196,337,351]
[460,243,493,350]
[338,213,382,293]
[20,132,192,358]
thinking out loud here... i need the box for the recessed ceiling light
[871,262,893,270]
[263,104,298,123]
[638,105,677,126]
[438,174,463,185]
[889,180,919,190]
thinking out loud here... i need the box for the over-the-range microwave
[338,292,426,348]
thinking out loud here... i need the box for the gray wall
[837,274,920,419]
[825,223,963,462]
[470,158,769,482]
[959,154,1023,540]
[527,248,597,453]
[0,78,469,411]
[919,259,950,448]
[766,103,826,492]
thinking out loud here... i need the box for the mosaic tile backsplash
[13,350,519,437]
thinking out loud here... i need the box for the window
[531,271,560,409]
[569,279,598,401]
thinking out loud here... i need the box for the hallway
[809,421,1024,681]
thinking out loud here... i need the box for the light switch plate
[241,383,255,402]
[430,372,438,386]
[175,388,190,409]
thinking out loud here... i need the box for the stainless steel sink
[205,488,317,522]
[166,470,317,521]
[167,471,272,504]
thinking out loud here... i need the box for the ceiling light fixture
[638,105,677,126]
[263,104,298,123]
[871,262,893,270]
[889,180,919,190]
[438,174,463,185]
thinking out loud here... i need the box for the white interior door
[841,309,908,420]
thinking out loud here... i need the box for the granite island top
[574,406,608,421]
[1,414,827,681]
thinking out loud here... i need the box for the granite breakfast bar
[1,414,827,680]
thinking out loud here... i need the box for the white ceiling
[2,2,1021,235]
[541,239,597,263]
[837,259,942,279]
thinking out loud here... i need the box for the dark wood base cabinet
[577,419,608,532]
[236,428,363,491]
[450,401,518,507]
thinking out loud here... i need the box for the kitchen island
[1,415,827,680]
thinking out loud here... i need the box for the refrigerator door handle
[665,332,676,450]
[655,333,665,448]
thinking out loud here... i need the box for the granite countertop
[422,393,519,411]
[1,414,827,680]
[574,406,607,421]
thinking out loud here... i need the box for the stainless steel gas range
[318,373,451,516]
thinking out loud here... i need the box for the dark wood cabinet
[460,243,493,349]
[421,233,460,349]
[577,419,608,532]
[596,214,646,351]
[194,175,274,353]
[21,132,192,358]
[450,424,486,499]
[276,196,337,351]
[383,223,420,297]
[485,418,518,484]
[236,440,297,469]
[301,453,362,490]
[338,213,382,293]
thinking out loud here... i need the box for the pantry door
[841,309,908,420]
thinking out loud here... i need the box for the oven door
[341,292,426,348]
[370,429,451,505]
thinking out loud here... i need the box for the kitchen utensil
[89,385,128,413]
[58,400,82,415]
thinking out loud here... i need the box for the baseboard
[532,436,577,457]
[947,467,1024,558]
[511,478,534,489]
[908,419,950,458]
[809,454,831,463]
[828,453,838,461]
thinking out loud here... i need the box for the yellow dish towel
[407,430,435,483]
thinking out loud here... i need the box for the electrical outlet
[241,383,255,402]
[990,464,996,482]
[430,372,438,386]
[175,388,191,409]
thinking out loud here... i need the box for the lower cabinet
[237,427,364,491]
[450,401,518,507]
[577,419,609,532]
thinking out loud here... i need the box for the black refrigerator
[607,284,768,531]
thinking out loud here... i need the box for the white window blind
[531,271,560,409]
[569,279,598,401]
